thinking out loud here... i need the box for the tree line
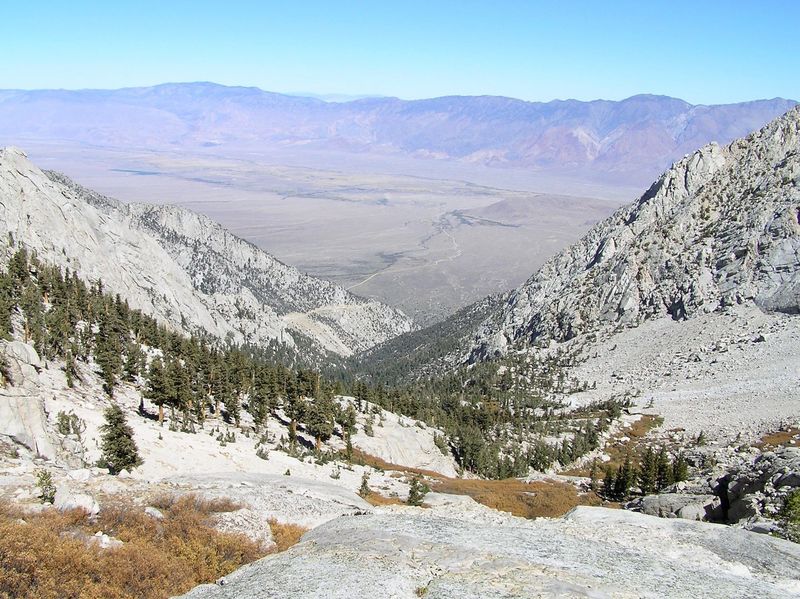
[2,245,629,479]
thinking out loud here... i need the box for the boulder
[635,493,722,521]
[54,484,100,517]
[175,507,800,599]
[89,531,123,550]
[144,506,165,521]
[728,493,761,523]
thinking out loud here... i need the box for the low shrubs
[0,495,265,599]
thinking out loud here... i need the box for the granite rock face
[469,106,800,360]
[177,506,800,599]
[0,149,413,361]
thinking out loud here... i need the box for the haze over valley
[4,86,794,322]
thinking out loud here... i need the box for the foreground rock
[178,506,800,599]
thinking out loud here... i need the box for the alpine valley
[0,104,799,599]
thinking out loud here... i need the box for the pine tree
[123,341,143,382]
[342,404,357,462]
[672,453,689,482]
[358,472,371,498]
[613,454,634,500]
[655,446,674,490]
[284,381,305,446]
[64,344,79,388]
[145,356,172,424]
[603,467,616,499]
[305,397,335,451]
[97,404,142,475]
[638,447,657,495]
[0,272,14,339]
[94,313,122,396]
[407,475,429,506]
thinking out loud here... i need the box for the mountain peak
[467,105,799,360]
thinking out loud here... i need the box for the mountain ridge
[357,105,800,376]
[469,104,800,360]
[1,83,795,187]
[0,147,413,361]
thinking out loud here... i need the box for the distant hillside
[0,83,795,186]
[0,147,413,363]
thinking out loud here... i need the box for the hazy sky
[2,1,797,103]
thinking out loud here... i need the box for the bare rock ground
[177,506,800,599]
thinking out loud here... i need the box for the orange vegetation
[755,427,800,449]
[0,495,266,599]
[352,448,601,519]
[432,477,602,519]
[266,519,309,553]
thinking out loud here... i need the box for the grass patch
[349,448,443,478]
[148,492,243,515]
[0,496,265,599]
[755,427,800,449]
[431,477,601,519]
[351,448,602,518]
[267,519,308,553]
[362,491,406,507]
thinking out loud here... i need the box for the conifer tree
[123,341,143,382]
[603,467,616,498]
[358,472,371,498]
[407,475,429,506]
[638,447,657,495]
[97,403,142,475]
[656,447,674,490]
[672,453,689,482]
[305,397,335,451]
[0,273,14,339]
[145,356,172,424]
[95,314,122,396]
[342,404,357,462]
[613,454,634,500]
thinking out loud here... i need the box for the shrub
[782,489,800,543]
[0,497,264,599]
[34,469,56,504]
[267,518,308,553]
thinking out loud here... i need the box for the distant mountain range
[0,82,795,187]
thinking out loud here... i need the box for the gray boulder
[633,493,722,521]
[53,484,100,517]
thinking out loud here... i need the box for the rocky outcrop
[468,106,800,360]
[0,148,413,361]
[0,341,56,460]
[714,446,800,534]
[629,493,724,521]
[177,506,800,599]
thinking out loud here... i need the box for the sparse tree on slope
[407,475,430,506]
[97,403,142,475]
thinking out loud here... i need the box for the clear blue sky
[2,0,797,103]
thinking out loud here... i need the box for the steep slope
[469,105,800,360]
[0,147,413,360]
[0,83,795,186]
